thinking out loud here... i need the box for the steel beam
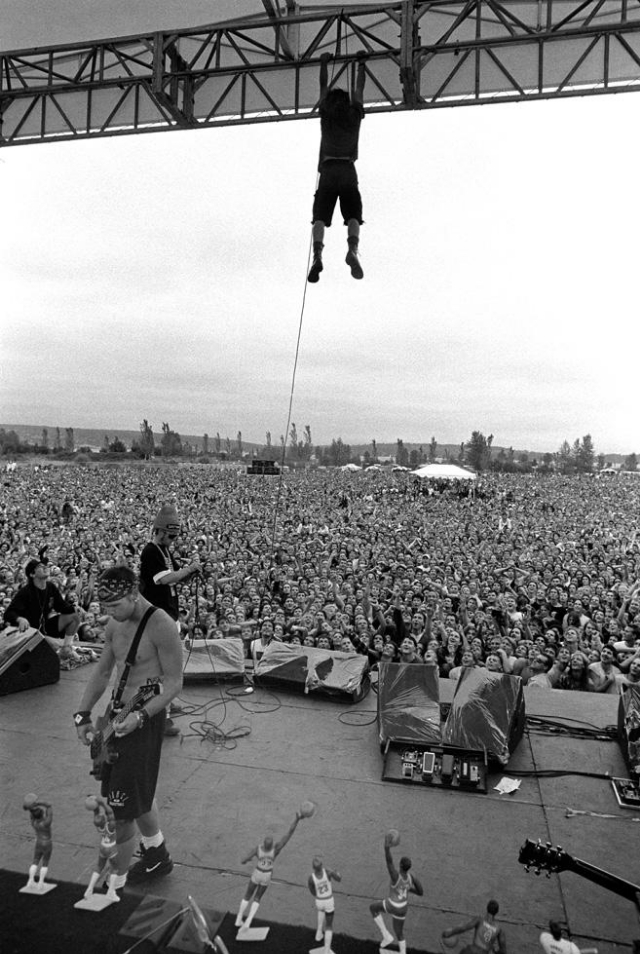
[1,1,640,147]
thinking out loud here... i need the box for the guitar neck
[568,857,640,904]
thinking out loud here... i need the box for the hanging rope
[254,32,344,611]
[252,218,315,614]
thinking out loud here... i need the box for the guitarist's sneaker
[127,842,174,883]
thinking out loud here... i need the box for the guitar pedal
[441,753,454,783]
[421,752,435,778]
[612,777,640,808]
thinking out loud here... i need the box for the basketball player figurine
[370,829,423,953]
[308,855,342,954]
[84,795,119,899]
[235,801,316,937]
[22,794,56,894]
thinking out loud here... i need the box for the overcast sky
[1,2,638,456]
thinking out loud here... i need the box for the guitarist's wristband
[136,708,150,730]
[74,710,92,727]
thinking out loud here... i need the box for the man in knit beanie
[139,503,200,622]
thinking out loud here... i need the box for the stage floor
[1,662,638,954]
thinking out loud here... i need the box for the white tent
[412,463,477,481]
[341,463,361,472]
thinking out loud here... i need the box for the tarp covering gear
[442,667,525,766]
[377,662,442,748]
[255,642,368,702]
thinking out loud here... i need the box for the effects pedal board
[383,743,488,794]
[611,777,640,809]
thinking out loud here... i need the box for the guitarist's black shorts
[101,709,166,820]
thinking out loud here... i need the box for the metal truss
[2,0,640,147]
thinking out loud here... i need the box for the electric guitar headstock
[519,837,640,904]
[518,839,573,877]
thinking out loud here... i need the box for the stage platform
[1,663,638,954]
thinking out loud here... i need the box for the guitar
[518,839,640,905]
[90,684,161,780]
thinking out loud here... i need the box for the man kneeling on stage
[4,559,80,658]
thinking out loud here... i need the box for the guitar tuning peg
[545,871,551,879]
[524,865,530,872]
[535,867,541,876]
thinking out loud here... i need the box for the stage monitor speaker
[442,667,525,766]
[618,685,640,777]
[255,641,369,702]
[247,459,280,476]
[0,628,60,696]
[377,662,442,749]
[183,636,246,681]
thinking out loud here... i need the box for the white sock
[316,911,325,940]
[27,864,38,884]
[106,872,126,899]
[324,928,333,953]
[242,900,259,929]
[374,914,393,943]
[85,871,100,897]
[141,831,163,849]
[236,898,249,925]
[399,941,407,954]
[38,866,48,885]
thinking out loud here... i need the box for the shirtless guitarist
[74,566,183,893]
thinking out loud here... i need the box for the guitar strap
[111,606,157,710]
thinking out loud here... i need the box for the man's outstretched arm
[354,52,366,105]
[319,52,331,101]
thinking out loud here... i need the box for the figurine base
[310,946,336,954]
[236,926,270,941]
[20,881,56,895]
[74,893,120,911]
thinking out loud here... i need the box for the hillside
[0,423,259,454]
[0,423,627,464]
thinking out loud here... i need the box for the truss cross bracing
[2,0,640,147]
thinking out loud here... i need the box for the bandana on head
[96,574,134,603]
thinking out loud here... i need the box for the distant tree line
[458,431,638,474]
[0,423,637,474]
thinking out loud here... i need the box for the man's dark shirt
[4,581,74,631]
[319,100,364,167]
[139,542,179,621]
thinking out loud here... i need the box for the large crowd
[2,463,640,692]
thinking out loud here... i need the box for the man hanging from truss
[308,51,366,283]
